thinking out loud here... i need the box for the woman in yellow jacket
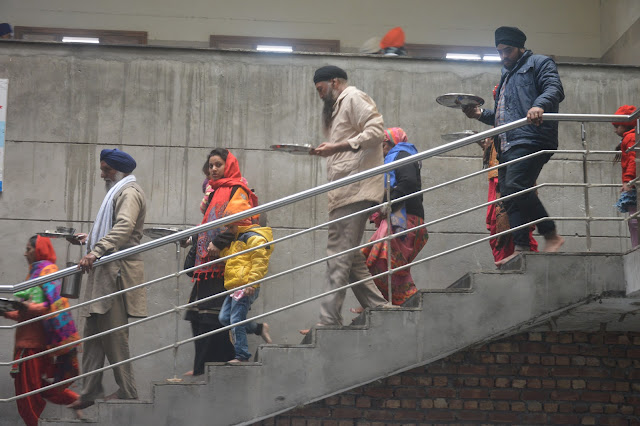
[218,224,274,363]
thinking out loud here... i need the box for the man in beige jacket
[311,65,390,327]
[68,148,147,409]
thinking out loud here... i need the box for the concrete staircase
[41,252,630,426]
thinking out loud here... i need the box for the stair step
[39,252,627,426]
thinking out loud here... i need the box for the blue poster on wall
[0,79,6,192]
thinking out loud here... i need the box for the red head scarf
[206,151,258,219]
[613,105,637,127]
[35,236,57,264]
[384,127,408,146]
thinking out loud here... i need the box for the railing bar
[0,178,620,330]
[8,110,638,292]
[1,213,629,399]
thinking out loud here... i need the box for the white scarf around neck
[88,175,136,253]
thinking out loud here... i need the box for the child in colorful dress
[613,105,638,248]
[217,223,274,363]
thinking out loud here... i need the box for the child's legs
[218,295,232,326]
[230,289,259,360]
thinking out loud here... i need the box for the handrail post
[167,241,182,383]
[581,123,592,251]
[385,174,392,305]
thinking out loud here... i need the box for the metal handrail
[0,211,626,402]
[1,109,637,403]
[0,147,621,333]
[4,110,638,293]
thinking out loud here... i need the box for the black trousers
[190,315,235,375]
[498,144,555,249]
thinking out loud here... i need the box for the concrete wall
[0,42,638,423]
[601,16,640,65]
[4,0,601,58]
[600,0,640,55]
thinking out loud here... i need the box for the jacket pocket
[327,155,359,182]
[514,63,534,87]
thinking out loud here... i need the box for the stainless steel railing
[1,109,638,403]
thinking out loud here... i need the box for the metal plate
[436,93,485,109]
[143,227,181,239]
[37,230,75,238]
[440,130,478,142]
[0,298,24,313]
[270,144,313,155]
[56,226,76,235]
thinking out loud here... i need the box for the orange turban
[380,27,405,49]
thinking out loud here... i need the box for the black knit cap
[495,26,527,48]
[313,65,348,84]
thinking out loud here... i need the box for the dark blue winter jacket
[479,50,564,150]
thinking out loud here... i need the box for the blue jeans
[218,288,259,361]
[498,145,555,249]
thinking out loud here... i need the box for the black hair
[208,148,229,162]
[28,235,38,248]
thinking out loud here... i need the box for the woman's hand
[622,182,633,193]
[180,236,192,248]
[243,287,256,297]
[207,242,220,258]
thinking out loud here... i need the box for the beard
[105,171,126,191]
[322,89,339,134]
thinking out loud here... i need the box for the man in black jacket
[463,26,565,266]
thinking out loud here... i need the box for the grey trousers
[319,201,390,326]
[80,293,137,401]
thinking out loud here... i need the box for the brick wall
[257,331,640,425]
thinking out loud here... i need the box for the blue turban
[0,23,12,37]
[100,148,137,173]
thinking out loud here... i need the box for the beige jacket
[326,86,384,212]
[81,182,147,318]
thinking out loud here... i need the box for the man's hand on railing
[461,104,482,119]
[527,107,544,126]
[622,182,633,193]
[78,253,97,273]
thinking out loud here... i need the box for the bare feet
[182,370,194,377]
[543,232,565,252]
[104,392,120,401]
[260,323,273,343]
[73,408,86,420]
[68,399,95,410]
[299,323,332,335]
[350,307,364,314]
[495,250,522,268]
